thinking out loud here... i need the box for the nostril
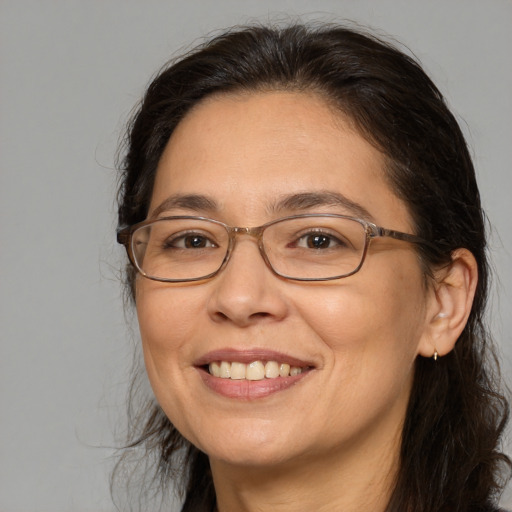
[250,312,272,320]
[212,310,271,325]
[213,311,229,322]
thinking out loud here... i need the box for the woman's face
[136,91,435,470]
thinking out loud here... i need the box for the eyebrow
[150,194,219,218]
[270,191,374,221]
[150,190,374,221]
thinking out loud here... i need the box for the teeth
[207,360,308,380]
[246,361,265,381]
[209,361,221,378]
[265,361,280,378]
[230,362,246,380]
[279,363,290,377]
[219,361,231,379]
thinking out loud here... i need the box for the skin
[135,91,475,512]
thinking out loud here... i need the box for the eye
[295,231,346,250]
[163,232,217,249]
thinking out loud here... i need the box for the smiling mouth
[207,360,311,380]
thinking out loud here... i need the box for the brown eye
[164,233,217,249]
[184,235,210,248]
[295,232,346,250]
[305,234,332,249]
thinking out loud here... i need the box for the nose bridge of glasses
[229,225,265,241]
[225,225,268,265]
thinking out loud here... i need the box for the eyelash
[163,232,218,250]
[287,228,351,250]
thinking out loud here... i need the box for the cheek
[135,282,207,441]
[135,282,198,380]
[136,280,197,339]
[297,256,427,363]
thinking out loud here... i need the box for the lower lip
[198,368,310,400]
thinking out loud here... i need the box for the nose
[206,235,288,327]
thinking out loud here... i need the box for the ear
[417,248,478,359]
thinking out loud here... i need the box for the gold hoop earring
[433,349,439,361]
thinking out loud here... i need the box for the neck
[210,426,401,512]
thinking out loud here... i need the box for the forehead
[150,91,411,229]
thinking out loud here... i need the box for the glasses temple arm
[373,226,437,250]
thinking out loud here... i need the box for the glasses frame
[117,213,433,283]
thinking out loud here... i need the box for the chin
[208,442,299,469]
[187,419,303,468]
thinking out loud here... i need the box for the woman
[115,23,511,512]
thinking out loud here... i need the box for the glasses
[117,214,431,282]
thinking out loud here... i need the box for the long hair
[114,23,511,511]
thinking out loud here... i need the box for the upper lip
[194,348,316,368]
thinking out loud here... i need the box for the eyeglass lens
[130,217,367,281]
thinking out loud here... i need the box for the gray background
[1,1,511,511]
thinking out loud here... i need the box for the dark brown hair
[115,23,511,512]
